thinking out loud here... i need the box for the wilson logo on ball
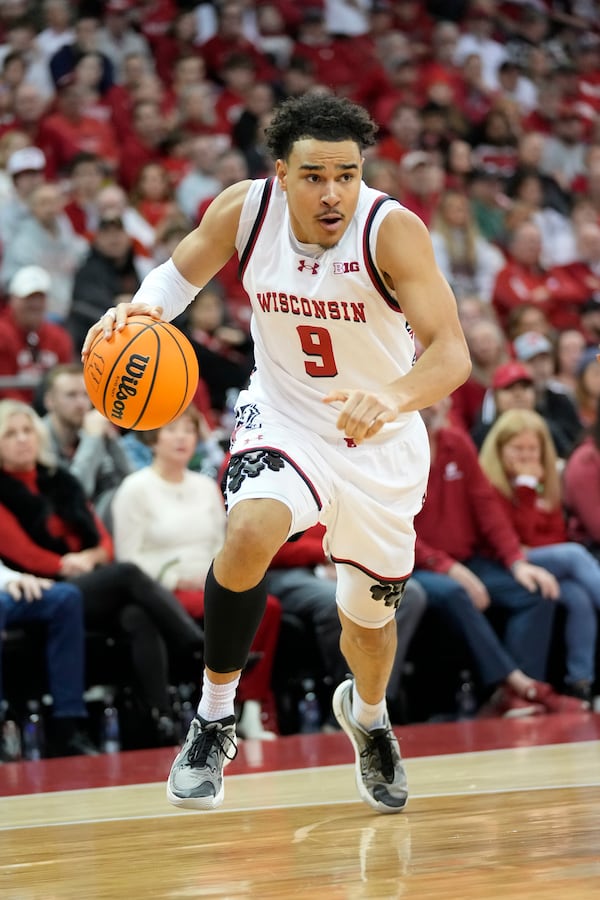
[110,353,151,421]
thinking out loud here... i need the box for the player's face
[276,139,363,249]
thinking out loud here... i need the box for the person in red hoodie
[0,398,204,746]
[413,398,587,717]
[480,408,600,704]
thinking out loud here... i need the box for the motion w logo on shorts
[370,580,407,609]
[298,259,320,274]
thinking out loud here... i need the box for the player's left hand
[323,389,399,443]
[80,301,163,361]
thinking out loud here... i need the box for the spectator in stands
[232,80,276,178]
[429,188,505,302]
[68,213,144,351]
[174,134,221,221]
[539,106,588,192]
[0,264,73,404]
[492,221,587,332]
[505,303,554,344]
[412,398,583,718]
[454,0,508,91]
[199,0,275,85]
[130,161,177,233]
[563,400,600,558]
[0,14,55,102]
[512,330,583,457]
[49,15,114,94]
[5,82,49,146]
[42,363,133,524]
[37,80,120,178]
[118,98,169,191]
[97,0,152,83]
[111,405,280,739]
[267,523,427,725]
[397,150,443,227]
[450,317,509,433]
[580,297,600,347]
[505,170,575,267]
[0,398,204,746]
[153,11,199,86]
[36,0,74,65]
[375,104,422,165]
[95,182,155,254]
[573,345,600,430]
[62,151,105,239]
[480,408,600,703]
[0,557,97,757]
[0,143,46,246]
[558,221,600,307]
[1,180,88,322]
[552,329,586,399]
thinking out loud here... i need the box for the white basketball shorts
[224,398,430,628]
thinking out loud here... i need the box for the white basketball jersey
[235,178,418,442]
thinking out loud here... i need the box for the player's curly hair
[265,93,378,161]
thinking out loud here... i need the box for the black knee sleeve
[203,563,268,673]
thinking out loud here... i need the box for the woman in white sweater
[111,405,281,739]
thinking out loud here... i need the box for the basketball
[83,314,199,430]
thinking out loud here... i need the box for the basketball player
[82,94,471,814]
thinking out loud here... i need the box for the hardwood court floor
[1,714,600,899]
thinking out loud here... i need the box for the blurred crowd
[2,0,600,758]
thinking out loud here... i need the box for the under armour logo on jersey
[298,259,320,274]
[344,437,357,448]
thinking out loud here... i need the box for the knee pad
[335,564,407,629]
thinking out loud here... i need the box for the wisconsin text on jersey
[255,292,367,322]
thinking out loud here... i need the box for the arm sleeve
[131,258,202,323]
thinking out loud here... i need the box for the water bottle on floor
[455,670,477,720]
[298,678,321,733]
[1,700,22,762]
[101,693,121,754]
[22,700,45,760]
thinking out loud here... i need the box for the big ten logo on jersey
[333,261,360,274]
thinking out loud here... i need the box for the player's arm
[81,180,252,358]
[325,208,471,443]
[379,207,471,412]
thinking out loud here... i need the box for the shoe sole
[166,782,224,810]
[332,680,408,815]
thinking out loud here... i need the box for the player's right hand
[80,301,163,361]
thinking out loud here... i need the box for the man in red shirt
[412,399,582,717]
[0,264,74,403]
[492,221,588,331]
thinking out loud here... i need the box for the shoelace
[188,722,238,769]
[361,729,396,783]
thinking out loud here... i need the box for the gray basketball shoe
[332,679,408,814]
[167,715,237,810]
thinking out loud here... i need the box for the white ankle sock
[352,687,387,732]
[197,672,240,722]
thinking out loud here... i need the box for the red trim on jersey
[362,195,403,313]
[238,177,275,282]
[228,444,323,510]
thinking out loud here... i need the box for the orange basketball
[83,315,199,430]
